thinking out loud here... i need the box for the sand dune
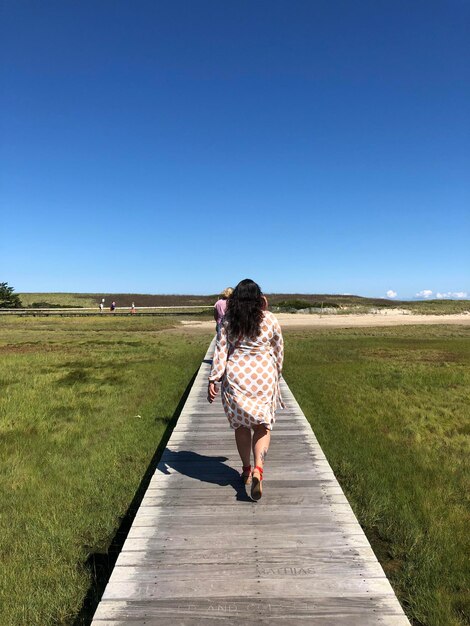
[181,312,470,331]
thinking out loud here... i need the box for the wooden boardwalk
[92,340,410,625]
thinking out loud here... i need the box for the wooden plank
[130,502,358,517]
[92,595,407,618]
[122,532,374,550]
[101,577,399,600]
[114,545,380,564]
[144,480,345,490]
[107,558,388,582]
[93,596,409,623]
[92,617,410,625]
[148,467,338,481]
[92,338,410,625]
[125,526,369,550]
[138,494,351,507]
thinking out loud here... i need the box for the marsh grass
[0,316,212,625]
[284,325,470,626]
[2,317,469,625]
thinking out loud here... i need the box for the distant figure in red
[110,301,116,313]
[213,287,233,334]
[130,302,136,314]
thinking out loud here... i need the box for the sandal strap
[253,465,263,478]
[242,465,252,473]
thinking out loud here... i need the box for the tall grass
[284,325,470,626]
[0,316,212,625]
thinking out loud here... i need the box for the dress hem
[229,420,273,431]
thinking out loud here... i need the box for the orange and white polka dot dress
[209,311,285,430]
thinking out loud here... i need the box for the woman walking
[207,279,284,500]
[213,287,233,334]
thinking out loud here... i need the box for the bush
[0,282,22,308]
[29,302,80,309]
[275,299,340,310]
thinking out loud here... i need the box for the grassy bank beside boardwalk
[2,317,469,625]
[0,316,212,625]
[284,325,470,626]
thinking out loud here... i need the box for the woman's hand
[207,381,218,403]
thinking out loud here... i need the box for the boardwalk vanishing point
[92,339,410,625]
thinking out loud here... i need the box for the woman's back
[211,309,284,428]
[227,311,279,354]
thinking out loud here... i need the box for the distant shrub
[310,301,340,308]
[275,299,340,310]
[275,300,312,310]
[29,302,80,309]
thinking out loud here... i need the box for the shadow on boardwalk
[160,448,251,501]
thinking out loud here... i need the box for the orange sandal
[251,465,263,501]
[241,465,252,485]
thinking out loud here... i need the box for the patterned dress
[209,311,285,430]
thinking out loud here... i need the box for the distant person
[208,279,284,501]
[99,302,104,313]
[130,302,136,314]
[110,301,116,313]
[213,287,233,333]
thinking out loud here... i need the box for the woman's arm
[270,315,284,376]
[208,323,229,401]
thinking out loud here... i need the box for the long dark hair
[225,278,264,339]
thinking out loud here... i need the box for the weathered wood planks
[92,339,410,625]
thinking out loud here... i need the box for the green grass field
[18,293,99,307]
[17,292,218,308]
[284,325,470,626]
[0,316,212,625]
[1,318,469,625]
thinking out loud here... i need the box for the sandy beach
[181,312,470,331]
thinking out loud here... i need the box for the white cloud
[436,291,468,299]
[416,290,433,299]
[386,290,397,298]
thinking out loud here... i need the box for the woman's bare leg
[252,425,271,469]
[234,426,251,467]
[251,425,270,500]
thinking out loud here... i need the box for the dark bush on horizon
[29,302,81,309]
[275,299,340,310]
[0,282,22,308]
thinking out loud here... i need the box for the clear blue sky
[1,1,469,299]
